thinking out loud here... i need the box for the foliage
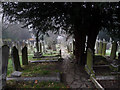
[2,2,120,65]
[2,24,31,41]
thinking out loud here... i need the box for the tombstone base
[11,71,22,77]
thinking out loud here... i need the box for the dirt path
[60,46,96,89]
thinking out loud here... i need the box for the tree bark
[86,29,99,54]
[74,29,86,66]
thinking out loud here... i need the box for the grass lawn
[21,63,60,77]
[7,53,67,88]
[7,53,60,75]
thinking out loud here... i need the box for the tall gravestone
[11,46,23,71]
[22,46,28,65]
[39,42,42,53]
[110,41,117,59]
[98,41,103,55]
[102,42,107,56]
[2,45,9,88]
[95,41,99,54]
[85,48,95,77]
[42,42,46,54]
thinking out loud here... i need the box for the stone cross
[1,45,9,88]
[22,46,28,65]
[11,46,23,71]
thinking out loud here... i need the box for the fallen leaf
[35,80,38,84]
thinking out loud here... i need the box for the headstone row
[1,45,29,88]
[95,40,107,56]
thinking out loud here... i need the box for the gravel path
[60,46,96,89]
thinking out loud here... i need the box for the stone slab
[29,60,58,63]
[93,65,109,68]
[11,71,22,77]
[96,76,117,80]
[90,76,104,90]
[7,73,60,82]
[111,72,120,74]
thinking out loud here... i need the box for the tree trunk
[74,30,86,66]
[87,29,99,54]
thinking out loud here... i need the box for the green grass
[7,54,38,76]
[21,63,58,77]
[7,58,14,76]
[6,80,68,89]
[7,53,59,76]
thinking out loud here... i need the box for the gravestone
[110,41,117,59]
[2,45,9,88]
[11,46,23,71]
[22,46,28,65]
[40,42,42,53]
[42,42,46,53]
[102,42,107,56]
[98,41,103,55]
[118,52,120,60]
[59,49,62,58]
[95,41,99,54]
[85,48,95,77]
[106,43,111,50]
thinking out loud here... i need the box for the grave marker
[22,45,28,65]
[110,41,117,59]
[39,42,42,53]
[95,41,99,54]
[85,48,95,77]
[98,41,103,55]
[102,42,107,56]
[1,45,9,88]
[11,46,23,71]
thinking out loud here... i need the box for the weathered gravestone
[98,41,103,55]
[118,52,120,60]
[102,42,107,56]
[11,46,23,71]
[85,48,95,77]
[22,46,28,65]
[39,42,42,53]
[95,41,99,54]
[2,45,9,88]
[42,42,46,54]
[110,41,117,59]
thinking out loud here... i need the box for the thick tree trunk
[74,30,86,66]
[87,29,99,54]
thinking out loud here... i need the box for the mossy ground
[6,80,68,89]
